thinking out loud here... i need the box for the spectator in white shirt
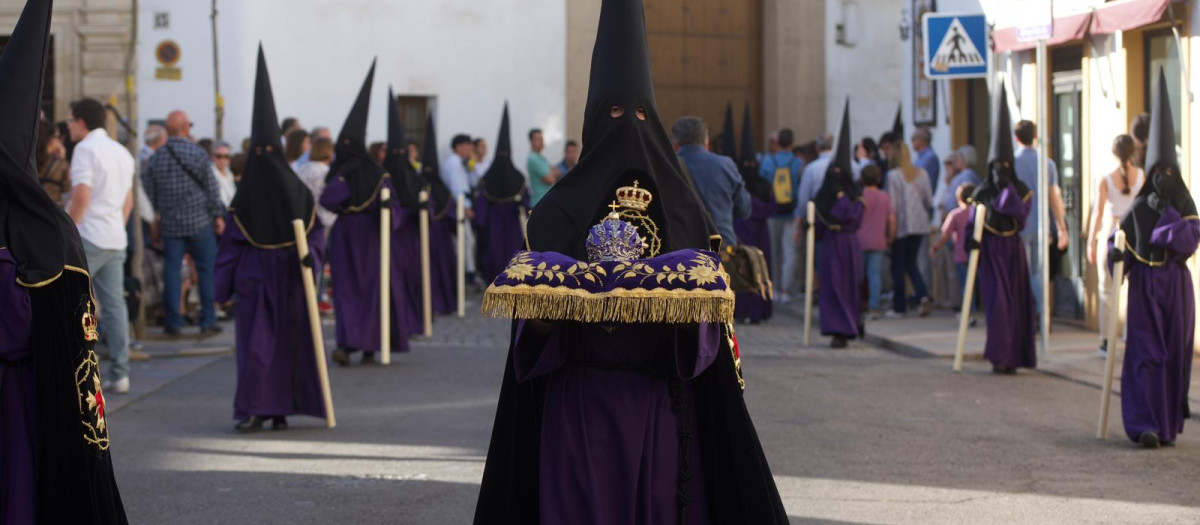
[441,134,476,218]
[65,98,136,394]
[210,142,237,208]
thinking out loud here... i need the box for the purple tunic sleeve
[1150,207,1200,256]
[830,197,864,231]
[674,323,720,380]
[214,213,244,304]
[319,176,351,212]
[0,252,32,361]
[994,186,1033,229]
[512,320,567,382]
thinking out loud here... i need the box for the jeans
[1022,233,1044,315]
[863,250,884,311]
[955,262,978,314]
[84,240,129,382]
[890,234,928,313]
[163,229,218,330]
[768,216,796,296]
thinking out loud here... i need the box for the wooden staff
[419,191,433,337]
[954,204,988,373]
[292,219,336,428]
[803,202,816,346]
[457,193,466,318]
[1097,230,1127,439]
[380,188,392,366]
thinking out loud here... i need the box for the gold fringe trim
[481,283,734,324]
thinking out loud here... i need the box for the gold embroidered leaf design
[686,263,720,285]
[504,262,535,280]
[585,273,597,283]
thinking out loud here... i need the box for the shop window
[1145,29,1182,147]
[397,95,435,154]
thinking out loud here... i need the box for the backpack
[765,155,799,215]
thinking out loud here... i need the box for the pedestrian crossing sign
[923,13,990,79]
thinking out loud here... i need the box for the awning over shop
[990,0,1179,53]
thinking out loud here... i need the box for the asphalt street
[108,298,1200,524]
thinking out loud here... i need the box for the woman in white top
[885,141,934,318]
[296,137,337,229]
[210,142,238,208]
[1088,134,1145,355]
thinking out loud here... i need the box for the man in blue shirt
[912,127,940,195]
[1013,120,1068,317]
[759,128,803,302]
[672,116,750,248]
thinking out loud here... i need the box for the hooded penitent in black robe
[419,114,458,314]
[383,86,428,334]
[813,99,864,342]
[969,81,1036,371]
[472,1,789,523]
[732,103,776,323]
[1113,67,1200,446]
[0,1,128,522]
[215,46,327,424]
[472,103,530,284]
[318,60,412,357]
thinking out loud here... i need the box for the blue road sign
[923,13,990,79]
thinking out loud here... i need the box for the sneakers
[918,297,933,317]
[775,292,792,304]
[200,324,224,335]
[1097,340,1109,358]
[883,310,905,320]
[318,301,334,315]
[103,376,130,395]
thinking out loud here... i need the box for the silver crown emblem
[586,202,646,263]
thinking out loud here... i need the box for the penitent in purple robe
[817,197,864,338]
[1119,208,1200,444]
[215,214,328,421]
[514,320,717,525]
[972,187,1036,369]
[429,199,458,315]
[472,190,530,284]
[319,178,414,353]
[733,195,775,322]
[0,249,34,524]
[395,207,424,332]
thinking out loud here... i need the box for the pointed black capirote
[420,113,452,215]
[721,102,737,158]
[228,44,316,248]
[525,0,717,259]
[987,81,1015,168]
[738,102,771,201]
[480,103,526,200]
[327,59,387,212]
[384,86,427,210]
[814,98,859,218]
[1121,66,1197,264]
[972,79,1029,235]
[0,0,88,285]
[892,104,904,140]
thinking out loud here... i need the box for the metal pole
[1037,40,1050,356]
[210,0,224,141]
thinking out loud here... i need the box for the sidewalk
[777,302,1200,406]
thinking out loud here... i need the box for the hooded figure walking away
[215,46,328,432]
[732,103,776,323]
[472,104,531,284]
[0,0,128,521]
[969,81,1036,374]
[1114,68,1200,449]
[420,115,458,314]
[815,100,865,348]
[383,87,429,335]
[319,61,413,365]
[472,1,789,523]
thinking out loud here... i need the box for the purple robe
[733,195,775,322]
[472,190,530,284]
[215,215,328,421]
[972,187,1036,369]
[0,249,34,524]
[429,199,458,315]
[395,208,424,332]
[817,197,864,338]
[514,320,718,524]
[319,178,414,353]
[1119,207,1200,444]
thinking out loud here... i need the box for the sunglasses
[214,154,230,159]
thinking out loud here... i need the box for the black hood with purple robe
[738,103,772,202]
[419,113,453,217]
[473,1,789,523]
[383,86,427,210]
[972,80,1030,234]
[228,45,316,248]
[0,1,128,522]
[892,103,904,141]
[814,98,860,221]
[1120,67,1198,265]
[479,103,526,201]
[720,101,737,158]
[326,60,387,213]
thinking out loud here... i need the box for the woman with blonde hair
[884,139,933,318]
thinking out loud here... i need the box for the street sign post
[922,13,990,80]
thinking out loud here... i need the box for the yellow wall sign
[155,40,181,81]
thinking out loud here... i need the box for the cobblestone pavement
[107,293,1200,524]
